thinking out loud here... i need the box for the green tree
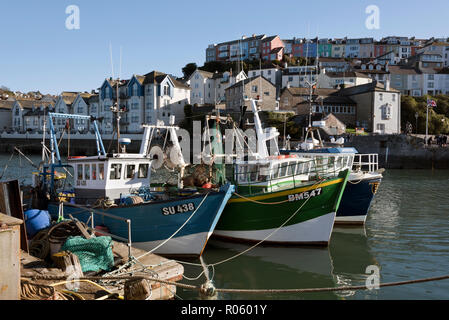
[182,63,197,79]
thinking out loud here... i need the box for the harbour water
[1,153,449,300]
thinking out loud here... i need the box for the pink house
[261,35,285,61]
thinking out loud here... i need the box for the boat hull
[47,184,234,257]
[335,174,382,225]
[214,171,349,245]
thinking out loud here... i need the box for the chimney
[385,78,391,91]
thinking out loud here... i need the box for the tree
[182,63,197,79]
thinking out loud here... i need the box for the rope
[23,273,449,295]
[207,178,326,268]
[113,192,211,271]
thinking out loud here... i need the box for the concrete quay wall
[345,134,449,169]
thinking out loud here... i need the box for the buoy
[202,183,212,189]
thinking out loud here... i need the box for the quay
[0,179,184,301]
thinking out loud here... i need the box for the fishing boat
[281,127,383,225]
[203,99,349,245]
[33,112,234,257]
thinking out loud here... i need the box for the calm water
[1,153,449,300]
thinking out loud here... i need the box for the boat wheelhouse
[35,112,234,257]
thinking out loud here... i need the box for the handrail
[352,153,379,173]
[232,155,348,195]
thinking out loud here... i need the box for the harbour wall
[2,133,449,169]
[344,134,449,169]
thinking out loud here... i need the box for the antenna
[109,42,115,80]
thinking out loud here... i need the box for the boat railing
[299,153,355,177]
[233,157,343,196]
[352,154,379,173]
[59,202,133,259]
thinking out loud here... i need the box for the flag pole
[425,104,429,146]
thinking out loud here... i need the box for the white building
[317,69,373,89]
[188,69,246,105]
[338,81,401,134]
[141,71,191,126]
[188,69,214,105]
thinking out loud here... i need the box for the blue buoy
[24,209,51,238]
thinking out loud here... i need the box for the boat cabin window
[77,164,83,180]
[92,164,97,180]
[85,164,90,180]
[270,164,279,179]
[126,165,136,179]
[110,163,122,180]
[287,161,296,176]
[138,164,149,178]
[99,164,104,180]
[279,162,288,177]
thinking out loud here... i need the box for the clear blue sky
[1,0,448,95]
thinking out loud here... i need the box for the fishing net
[61,236,114,273]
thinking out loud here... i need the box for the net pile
[61,236,114,273]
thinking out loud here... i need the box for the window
[379,93,383,101]
[251,85,258,93]
[77,164,83,180]
[383,104,392,120]
[110,163,122,180]
[92,164,97,180]
[84,164,90,180]
[428,82,434,88]
[428,74,434,80]
[138,164,149,178]
[126,165,136,179]
[164,84,170,96]
[99,164,104,180]
[264,91,270,96]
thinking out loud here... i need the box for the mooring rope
[24,273,449,295]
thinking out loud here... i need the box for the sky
[1,0,449,95]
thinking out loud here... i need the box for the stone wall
[345,134,449,169]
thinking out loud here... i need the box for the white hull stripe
[132,232,210,256]
[214,212,336,244]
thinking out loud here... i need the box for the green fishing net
[61,236,114,273]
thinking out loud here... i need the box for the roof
[282,87,338,97]
[263,35,279,42]
[59,92,79,106]
[0,100,15,110]
[324,71,371,79]
[225,75,275,91]
[388,65,421,75]
[88,94,99,102]
[248,63,283,71]
[317,95,356,105]
[15,99,53,110]
[336,81,400,95]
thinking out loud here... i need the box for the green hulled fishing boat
[204,98,349,245]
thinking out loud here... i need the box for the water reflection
[178,226,376,300]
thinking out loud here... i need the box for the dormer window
[163,84,170,96]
